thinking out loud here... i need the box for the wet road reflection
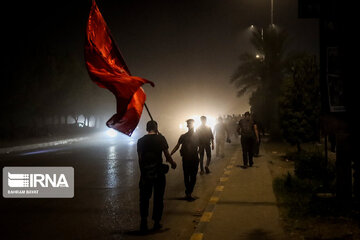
[0,135,233,240]
[106,145,118,188]
[104,141,138,188]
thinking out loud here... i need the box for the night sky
[4,0,319,123]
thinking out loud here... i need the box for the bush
[285,149,336,195]
[286,149,333,180]
[279,54,321,151]
[274,173,357,218]
[273,172,315,217]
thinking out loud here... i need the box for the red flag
[84,0,154,136]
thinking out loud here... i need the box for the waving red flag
[84,0,154,136]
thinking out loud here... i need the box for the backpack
[239,119,254,137]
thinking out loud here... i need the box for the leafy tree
[279,54,321,151]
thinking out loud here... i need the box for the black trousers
[139,174,166,222]
[199,144,211,171]
[182,157,199,195]
[241,136,255,166]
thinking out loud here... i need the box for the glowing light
[249,25,256,31]
[179,115,217,131]
[206,116,217,130]
[256,54,260,58]
[106,128,118,137]
[191,115,201,129]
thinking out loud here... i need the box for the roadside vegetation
[265,141,360,240]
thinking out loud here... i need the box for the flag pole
[144,103,153,121]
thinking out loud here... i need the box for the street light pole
[271,0,274,25]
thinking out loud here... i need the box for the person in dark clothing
[171,119,199,201]
[137,120,177,233]
[197,116,214,174]
[214,117,229,158]
[237,112,259,168]
[252,119,261,157]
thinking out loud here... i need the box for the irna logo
[3,167,74,198]
[8,172,69,188]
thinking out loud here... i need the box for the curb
[0,137,90,155]
[190,148,240,240]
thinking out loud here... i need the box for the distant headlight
[106,128,118,137]
[179,115,217,131]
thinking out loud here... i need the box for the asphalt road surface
[0,133,235,240]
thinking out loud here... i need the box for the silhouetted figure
[197,116,214,174]
[237,112,259,167]
[171,119,199,201]
[214,117,229,158]
[137,121,177,233]
[252,117,261,157]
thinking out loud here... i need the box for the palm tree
[231,26,288,137]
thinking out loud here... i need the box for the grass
[273,173,310,217]
[265,140,360,239]
[273,173,360,240]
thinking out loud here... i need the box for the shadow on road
[112,228,170,236]
[236,165,260,169]
[165,196,199,202]
[243,228,276,240]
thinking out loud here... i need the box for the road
[0,133,236,240]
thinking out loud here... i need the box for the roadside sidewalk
[191,145,285,240]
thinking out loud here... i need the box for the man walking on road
[171,119,199,201]
[137,121,177,233]
[213,117,229,158]
[237,112,259,167]
[197,116,214,174]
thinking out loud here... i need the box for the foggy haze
[98,0,319,123]
[2,0,319,138]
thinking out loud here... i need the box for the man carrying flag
[84,0,177,233]
[137,121,177,232]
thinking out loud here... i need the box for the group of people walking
[136,112,259,233]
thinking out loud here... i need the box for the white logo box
[3,167,74,198]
